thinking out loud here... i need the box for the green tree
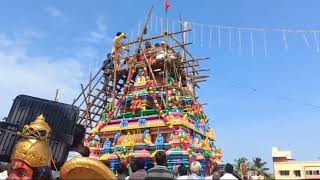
[233,157,249,172]
[250,157,270,178]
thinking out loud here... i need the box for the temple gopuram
[72,10,222,176]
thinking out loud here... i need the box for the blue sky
[1,0,320,170]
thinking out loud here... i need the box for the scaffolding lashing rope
[229,29,232,50]
[155,16,158,33]
[138,23,141,36]
[209,28,212,48]
[160,17,163,34]
[130,31,134,51]
[172,19,175,39]
[238,29,242,54]
[166,18,169,34]
[264,31,268,57]
[150,15,153,32]
[185,21,189,44]
[283,31,288,50]
[302,33,310,47]
[201,24,204,47]
[193,23,196,44]
[218,27,221,48]
[250,31,254,56]
[314,32,319,53]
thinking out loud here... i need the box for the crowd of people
[0,123,239,180]
[111,150,238,180]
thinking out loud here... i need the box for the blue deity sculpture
[178,128,186,137]
[94,134,101,141]
[120,118,129,127]
[199,124,206,132]
[209,140,215,149]
[113,132,120,145]
[205,123,210,131]
[142,129,149,138]
[155,134,165,149]
[190,135,195,144]
[194,120,200,129]
[195,134,203,144]
[137,117,147,126]
[172,106,180,112]
[102,138,112,153]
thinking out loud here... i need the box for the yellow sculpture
[60,157,116,180]
[141,99,148,110]
[144,132,152,145]
[208,128,215,138]
[166,113,175,128]
[182,114,188,122]
[134,75,147,87]
[201,137,211,151]
[11,114,52,167]
[121,132,135,147]
[194,137,200,147]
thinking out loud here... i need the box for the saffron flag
[165,0,170,12]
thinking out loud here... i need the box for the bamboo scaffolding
[73,8,213,133]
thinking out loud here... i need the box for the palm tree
[233,157,249,172]
[250,157,270,178]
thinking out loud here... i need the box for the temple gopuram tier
[72,10,222,176]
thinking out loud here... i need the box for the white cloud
[88,31,105,42]
[80,17,112,43]
[15,30,47,39]
[44,6,64,18]
[0,34,85,118]
[76,47,99,60]
[96,17,107,32]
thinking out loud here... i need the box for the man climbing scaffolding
[112,32,127,55]
[111,32,128,68]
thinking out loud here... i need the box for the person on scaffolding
[156,41,168,60]
[144,41,155,64]
[111,32,127,67]
[102,53,114,71]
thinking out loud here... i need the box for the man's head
[133,158,145,170]
[160,41,166,47]
[190,161,201,175]
[7,160,33,180]
[172,165,179,177]
[7,160,52,180]
[145,41,152,48]
[212,170,221,180]
[130,160,137,173]
[116,32,122,36]
[77,145,90,157]
[154,151,167,166]
[224,163,234,174]
[72,124,86,148]
[178,164,188,176]
[8,115,52,180]
[116,163,128,175]
[116,32,126,38]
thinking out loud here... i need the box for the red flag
[165,0,170,12]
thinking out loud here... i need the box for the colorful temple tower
[72,12,222,176]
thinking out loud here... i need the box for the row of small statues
[91,129,215,154]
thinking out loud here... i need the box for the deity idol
[6,114,52,180]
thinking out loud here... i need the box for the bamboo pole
[54,89,59,101]
[123,29,191,47]
[180,57,210,64]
